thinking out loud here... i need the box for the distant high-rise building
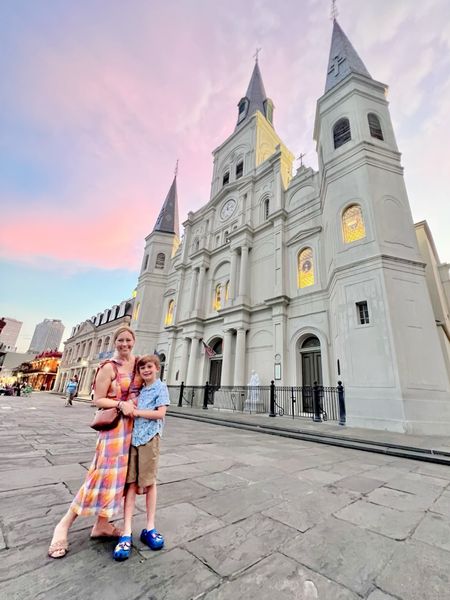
[0,317,23,351]
[28,319,65,354]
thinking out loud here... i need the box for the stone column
[186,337,199,386]
[229,250,238,300]
[221,329,234,386]
[188,268,198,312]
[234,328,247,386]
[180,337,190,384]
[238,246,249,300]
[195,266,206,311]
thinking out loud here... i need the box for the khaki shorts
[126,435,160,489]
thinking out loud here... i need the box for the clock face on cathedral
[220,198,237,221]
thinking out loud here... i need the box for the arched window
[213,284,222,311]
[155,253,165,269]
[298,247,315,288]
[225,280,230,301]
[333,118,351,149]
[368,113,384,140]
[342,204,366,244]
[103,337,110,352]
[164,300,174,326]
[264,198,270,220]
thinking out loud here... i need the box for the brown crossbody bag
[90,359,133,431]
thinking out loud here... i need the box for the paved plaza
[1,393,450,599]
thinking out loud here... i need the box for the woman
[48,325,139,558]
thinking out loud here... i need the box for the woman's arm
[92,363,121,409]
[134,405,167,420]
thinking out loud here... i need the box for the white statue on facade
[245,370,261,412]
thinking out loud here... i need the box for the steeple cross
[253,47,262,62]
[297,152,306,167]
[330,0,338,20]
[174,159,179,177]
[328,54,345,77]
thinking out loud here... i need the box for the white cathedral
[59,19,450,435]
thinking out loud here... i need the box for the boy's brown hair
[136,354,161,371]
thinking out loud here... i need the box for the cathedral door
[300,336,322,412]
[209,359,222,388]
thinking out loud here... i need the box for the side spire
[236,52,274,129]
[325,19,372,93]
[153,165,180,236]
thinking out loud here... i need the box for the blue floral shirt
[131,379,170,447]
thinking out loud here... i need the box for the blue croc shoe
[140,528,164,550]
[113,535,132,561]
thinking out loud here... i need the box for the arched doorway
[158,353,166,381]
[208,338,223,387]
[298,335,322,412]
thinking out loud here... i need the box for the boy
[113,354,170,561]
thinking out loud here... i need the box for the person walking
[64,377,78,406]
[48,325,140,559]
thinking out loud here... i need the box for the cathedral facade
[59,19,450,435]
[131,19,450,435]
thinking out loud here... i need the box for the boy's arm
[134,405,167,420]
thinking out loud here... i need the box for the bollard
[203,381,209,410]
[338,380,346,426]
[269,380,276,417]
[313,381,322,422]
[178,381,185,407]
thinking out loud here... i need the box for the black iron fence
[168,380,346,425]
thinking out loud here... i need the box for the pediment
[164,288,177,297]
[287,226,322,247]
[79,320,95,335]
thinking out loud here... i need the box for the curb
[168,410,450,466]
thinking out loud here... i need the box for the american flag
[202,340,216,358]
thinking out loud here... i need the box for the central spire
[325,19,372,93]
[235,56,274,129]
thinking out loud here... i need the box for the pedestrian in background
[65,377,78,407]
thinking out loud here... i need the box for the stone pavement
[2,393,450,599]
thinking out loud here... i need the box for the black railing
[168,381,345,424]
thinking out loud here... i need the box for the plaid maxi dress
[71,362,136,518]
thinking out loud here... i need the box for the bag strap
[91,359,120,394]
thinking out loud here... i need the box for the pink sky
[1,0,449,349]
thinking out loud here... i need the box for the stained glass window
[298,248,315,288]
[225,281,230,301]
[164,300,174,326]
[342,205,366,244]
[213,284,222,310]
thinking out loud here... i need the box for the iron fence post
[269,380,276,417]
[178,381,184,407]
[338,380,346,425]
[203,381,209,410]
[291,387,296,420]
[313,381,322,422]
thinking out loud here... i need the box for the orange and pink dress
[70,360,137,518]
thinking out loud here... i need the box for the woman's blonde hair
[113,325,136,342]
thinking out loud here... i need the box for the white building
[130,19,450,435]
[28,319,65,354]
[54,299,134,395]
[0,317,23,352]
